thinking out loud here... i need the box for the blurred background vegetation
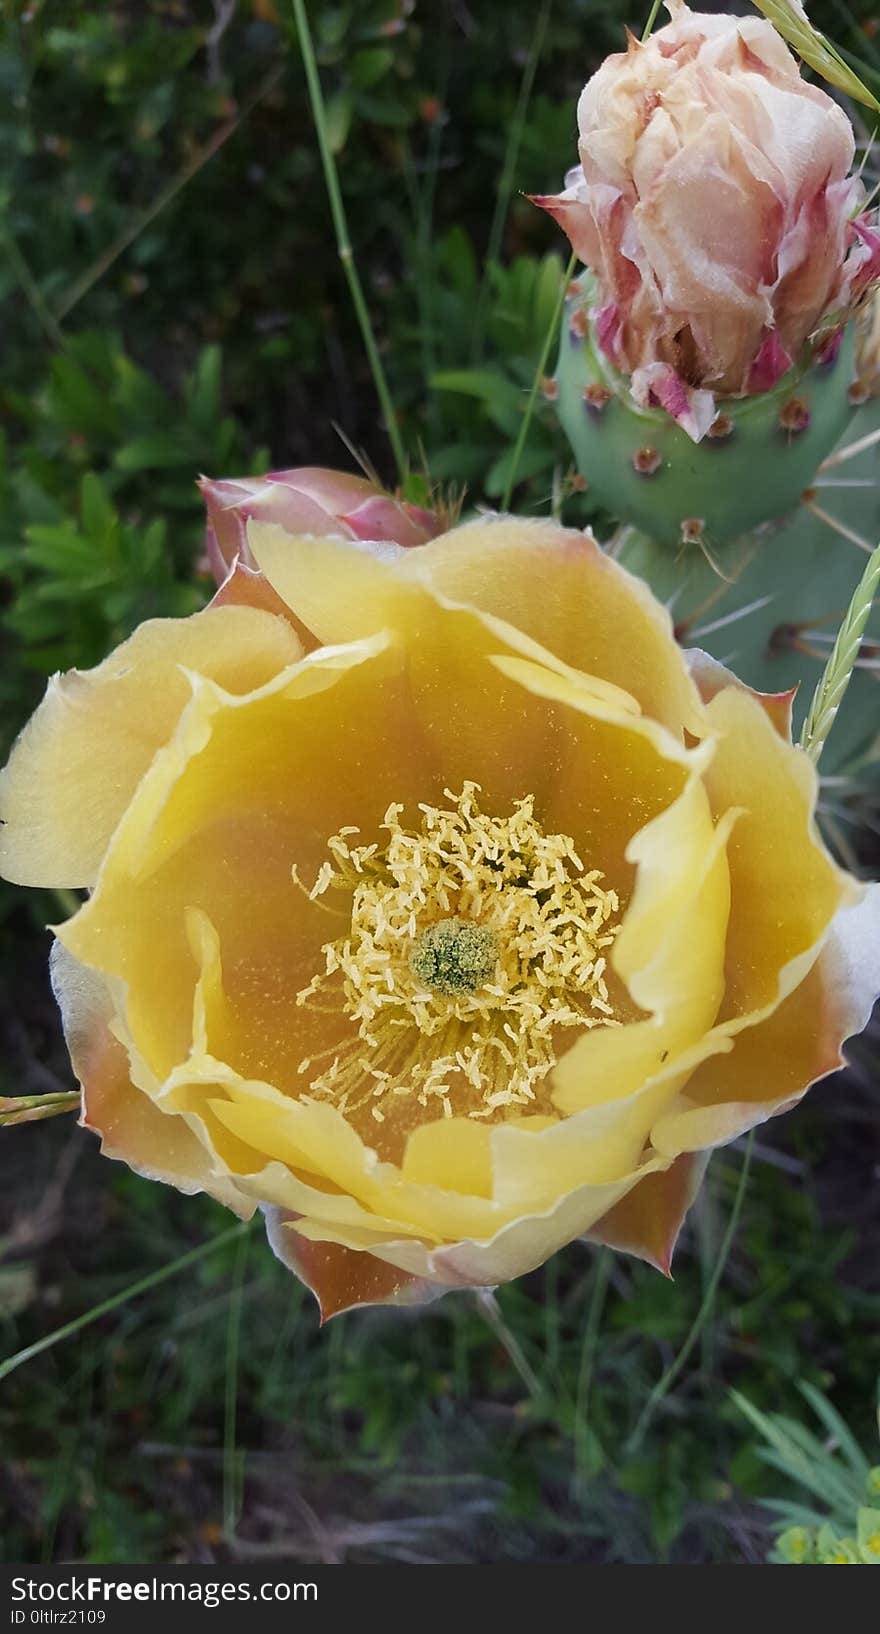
[0,0,878,1565]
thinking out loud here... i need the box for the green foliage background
[0,0,878,1565]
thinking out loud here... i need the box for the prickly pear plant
[555,274,862,551]
[614,408,880,835]
[552,282,880,840]
[541,3,880,853]
[554,274,880,842]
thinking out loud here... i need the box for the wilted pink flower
[199,467,441,584]
[535,1,880,439]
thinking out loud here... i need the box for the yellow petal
[59,633,406,1079]
[552,758,734,1116]
[296,1152,671,1287]
[701,684,856,1023]
[402,1118,493,1197]
[0,605,301,888]
[405,517,706,734]
[248,517,707,739]
[686,647,795,740]
[247,523,409,645]
[652,886,880,1156]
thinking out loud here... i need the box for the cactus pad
[556,276,861,551]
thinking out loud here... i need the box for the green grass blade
[625,1137,754,1456]
[1,230,67,350]
[572,1247,611,1495]
[500,251,575,511]
[732,1391,863,1521]
[290,0,407,484]
[223,1228,249,1539]
[800,539,880,763]
[751,2,880,110]
[0,1091,80,1126]
[0,1221,253,1384]
[641,1,663,42]
[470,0,552,362]
[798,1381,871,1481]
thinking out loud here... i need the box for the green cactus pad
[615,402,880,794]
[555,276,860,550]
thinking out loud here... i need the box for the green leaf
[187,346,222,430]
[80,473,117,544]
[114,434,196,472]
[485,440,552,497]
[443,228,479,300]
[25,524,98,578]
[430,368,524,434]
[798,1382,870,1482]
[857,1508,880,1563]
[353,90,411,127]
[350,47,394,88]
[325,88,353,154]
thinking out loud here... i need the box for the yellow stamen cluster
[294,782,621,1127]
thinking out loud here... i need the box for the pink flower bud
[536,1,879,438]
[198,467,441,583]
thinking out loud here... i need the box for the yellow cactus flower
[1,517,877,1318]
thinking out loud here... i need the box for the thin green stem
[0,1221,254,1383]
[501,250,575,511]
[1,230,67,349]
[55,62,285,323]
[475,1288,543,1404]
[625,1136,754,1456]
[291,0,407,484]
[223,1228,249,1539]
[750,2,879,111]
[470,0,552,362]
[572,1247,611,1498]
[800,540,880,764]
[0,1091,80,1127]
[641,0,663,42]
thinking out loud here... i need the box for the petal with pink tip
[587,1150,710,1275]
[685,647,796,741]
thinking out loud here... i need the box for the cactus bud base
[555,277,860,549]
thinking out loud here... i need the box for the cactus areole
[556,277,860,549]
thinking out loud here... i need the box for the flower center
[410,918,499,996]
[294,782,621,1131]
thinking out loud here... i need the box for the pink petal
[342,494,441,549]
[595,301,626,365]
[633,363,717,441]
[747,330,793,393]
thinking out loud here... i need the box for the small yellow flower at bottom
[774,1527,816,1564]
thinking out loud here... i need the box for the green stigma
[410,918,498,996]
